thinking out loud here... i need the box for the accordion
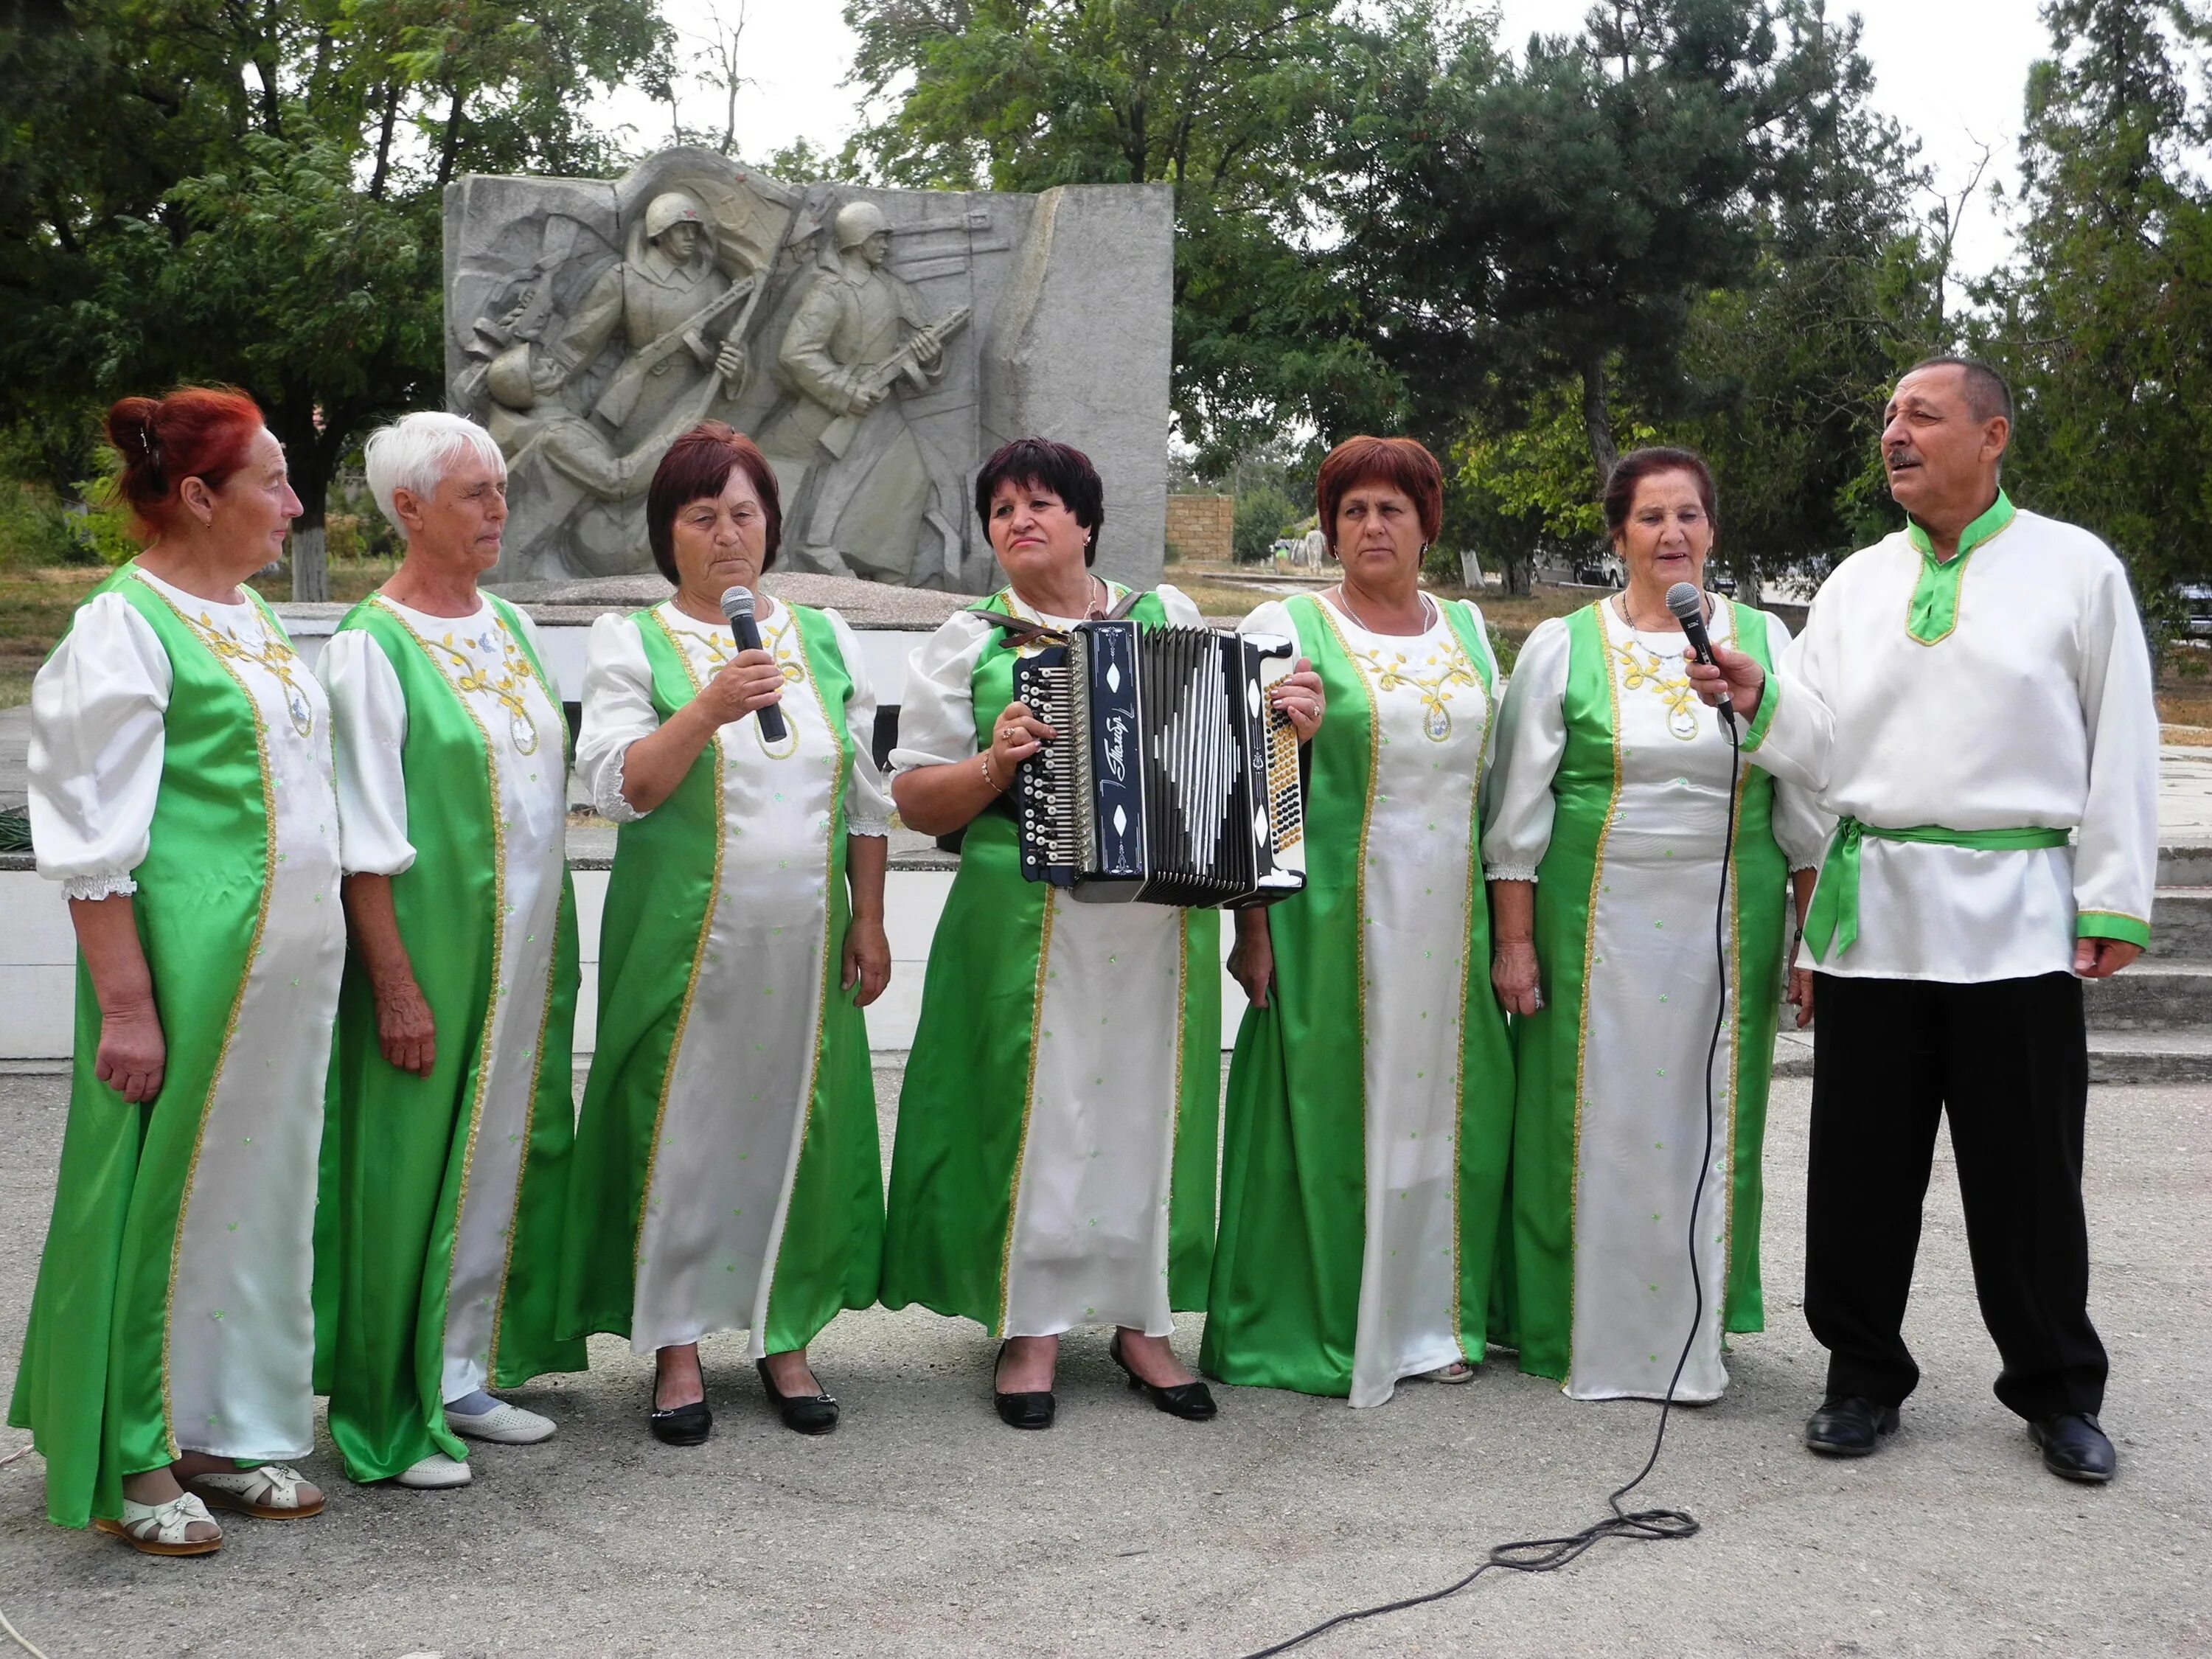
[1009,619,1307,908]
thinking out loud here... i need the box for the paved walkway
[1,1067,2207,1657]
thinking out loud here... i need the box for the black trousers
[1805,971,2107,1420]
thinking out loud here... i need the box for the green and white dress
[560,597,890,1357]
[314,594,585,1483]
[12,564,346,1528]
[880,583,1222,1340]
[1202,593,1516,1406]
[1481,598,1829,1400]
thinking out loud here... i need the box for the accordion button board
[1012,619,1307,908]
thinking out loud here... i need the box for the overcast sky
[600,0,2048,282]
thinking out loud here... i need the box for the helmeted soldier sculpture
[490,190,753,577]
[756,201,971,585]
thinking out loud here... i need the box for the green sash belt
[1804,817,2070,961]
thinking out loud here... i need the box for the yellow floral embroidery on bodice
[1350,633,1484,742]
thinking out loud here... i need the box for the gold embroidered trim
[1565,601,1628,1366]
[134,571,282,1458]
[1902,516,2015,648]
[375,598,514,1380]
[1444,598,1495,1360]
[1346,633,1482,743]
[757,608,849,1349]
[632,609,727,1290]
[996,875,1058,1337]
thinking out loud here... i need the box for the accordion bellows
[1012,619,1307,908]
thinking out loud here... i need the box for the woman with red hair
[1204,434,1516,1406]
[11,388,345,1551]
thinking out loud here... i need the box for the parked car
[2178,582,2212,639]
[1572,555,1624,587]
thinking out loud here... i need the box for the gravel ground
[1,1067,2207,1659]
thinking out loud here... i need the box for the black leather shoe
[992,1341,1056,1430]
[1804,1395,1899,1456]
[1110,1332,1217,1422]
[648,1396,712,1447]
[2029,1412,2115,1484]
[757,1357,839,1436]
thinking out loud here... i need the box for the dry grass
[0,561,400,709]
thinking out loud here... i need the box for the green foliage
[1231,482,1303,563]
[1455,380,1655,594]
[1973,0,2212,630]
[0,0,670,594]
[845,0,1401,469]
[0,481,85,570]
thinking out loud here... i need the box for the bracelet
[980,751,1003,793]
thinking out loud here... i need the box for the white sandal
[1416,1360,1478,1385]
[187,1461,324,1520]
[93,1492,223,1557]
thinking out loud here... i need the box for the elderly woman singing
[1202,435,1514,1407]
[13,388,343,1552]
[560,422,892,1442]
[1483,446,1829,1402]
[882,437,1323,1428]
[316,412,585,1491]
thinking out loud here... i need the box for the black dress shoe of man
[1804,1396,1900,1456]
[2029,1412,2116,1484]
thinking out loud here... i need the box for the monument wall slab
[444,149,1172,595]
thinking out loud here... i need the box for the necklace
[1012,574,1109,622]
[1335,581,1433,636]
[1614,588,1703,634]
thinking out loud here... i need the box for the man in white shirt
[1689,358,2159,1484]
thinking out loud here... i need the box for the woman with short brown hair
[1203,434,1515,1407]
[560,422,893,1442]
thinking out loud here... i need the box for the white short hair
[363,411,505,538]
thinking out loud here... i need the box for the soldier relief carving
[452,152,974,589]
[447,147,1172,594]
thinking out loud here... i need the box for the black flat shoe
[1804,1395,1899,1457]
[757,1357,839,1436]
[993,1340,1056,1430]
[1110,1332,1217,1422]
[2029,1412,2115,1484]
[648,1396,712,1447]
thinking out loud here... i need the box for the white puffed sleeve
[889,611,995,772]
[318,628,416,875]
[1479,616,1572,881]
[1237,597,1302,652]
[574,613,661,823]
[1155,582,1206,630]
[29,591,173,899]
[1754,611,1834,872]
[821,607,892,838]
[2070,550,2160,943]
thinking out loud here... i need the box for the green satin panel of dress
[559,605,883,1351]
[313,597,585,1484]
[1200,594,1515,1397]
[881,590,1222,1332]
[1506,601,1788,1383]
[9,566,277,1527]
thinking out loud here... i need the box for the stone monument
[443,147,1174,594]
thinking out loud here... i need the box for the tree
[843,0,1403,470]
[1976,0,2212,629]
[0,0,671,597]
[1340,1,1888,485]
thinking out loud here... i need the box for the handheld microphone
[1665,580,1733,727]
[720,585,788,743]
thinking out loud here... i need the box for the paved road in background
[2,1068,2206,1658]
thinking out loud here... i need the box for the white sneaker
[445,1398,557,1445]
[392,1453,472,1489]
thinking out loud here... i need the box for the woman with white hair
[314,411,585,1490]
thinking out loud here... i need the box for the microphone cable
[1235,708,1745,1659]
